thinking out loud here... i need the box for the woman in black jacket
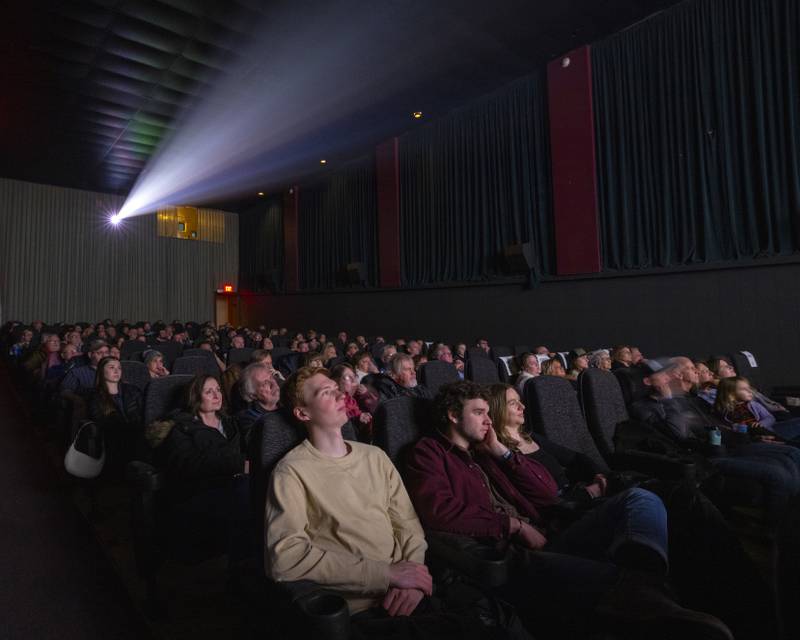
[148,374,251,567]
[88,356,143,471]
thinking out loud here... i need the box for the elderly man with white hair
[236,362,280,447]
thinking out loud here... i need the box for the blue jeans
[770,417,800,441]
[711,442,800,518]
[547,488,669,568]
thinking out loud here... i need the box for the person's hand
[593,474,608,496]
[514,521,547,550]
[382,587,424,617]
[475,424,508,460]
[359,412,372,424]
[454,360,464,372]
[585,483,603,499]
[387,561,432,595]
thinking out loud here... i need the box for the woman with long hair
[88,356,143,470]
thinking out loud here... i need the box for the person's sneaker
[596,572,733,640]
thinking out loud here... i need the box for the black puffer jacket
[149,411,244,500]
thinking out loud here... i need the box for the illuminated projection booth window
[157,206,226,243]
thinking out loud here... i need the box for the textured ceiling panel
[0,0,682,200]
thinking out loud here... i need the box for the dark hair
[186,374,225,417]
[330,363,356,382]
[94,356,121,417]
[433,380,489,430]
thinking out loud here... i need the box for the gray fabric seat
[227,347,254,366]
[151,341,183,369]
[121,360,150,392]
[522,375,610,473]
[465,356,500,384]
[268,346,292,361]
[372,396,431,466]
[576,368,629,463]
[418,361,460,395]
[142,374,194,426]
[120,340,147,360]
[182,347,216,361]
[172,355,217,377]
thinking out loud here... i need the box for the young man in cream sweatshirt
[265,366,432,617]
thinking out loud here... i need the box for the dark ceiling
[1,0,682,209]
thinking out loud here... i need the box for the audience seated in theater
[250,349,285,383]
[404,381,731,639]
[355,335,367,349]
[476,338,490,355]
[88,356,143,471]
[405,339,422,357]
[198,339,227,372]
[533,345,550,356]
[61,339,110,396]
[261,336,274,351]
[222,364,246,413]
[144,349,170,379]
[146,374,251,572]
[265,367,437,625]
[236,362,280,448]
[705,356,789,416]
[565,348,589,381]
[321,342,338,366]
[413,354,428,370]
[487,383,607,503]
[331,363,372,441]
[344,342,360,359]
[9,327,34,359]
[713,377,800,443]
[694,360,717,404]
[515,353,540,394]
[50,342,81,381]
[353,351,378,383]
[20,333,61,382]
[108,345,121,360]
[303,352,325,370]
[610,345,633,370]
[379,344,397,374]
[588,349,612,371]
[629,357,800,523]
[540,357,566,378]
[430,343,464,378]
[360,353,432,414]
[630,347,644,366]
[453,343,467,364]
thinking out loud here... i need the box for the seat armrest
[613,450,696,483]
[425,530,509,588]
[278,581,351,640]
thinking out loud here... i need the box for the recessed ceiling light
[412,111,423,119]
[320,159,327,164]
[257,192,265,196]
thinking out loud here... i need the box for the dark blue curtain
[298,161,378,290]
[239,196,284,292]
[594,0,800,270]
[399,73,553,286]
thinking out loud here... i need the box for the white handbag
[64,422,105,479]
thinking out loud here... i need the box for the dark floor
[0,366,155,640]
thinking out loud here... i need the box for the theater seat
[172,356,217,377]
[577,368,696,482]
[143,375,194,426]
[465,356,500,384]
[417,360,459,395]
[121,360,150,392]
[613,366,648,406]
[227,347,254,367]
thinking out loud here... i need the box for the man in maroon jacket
[404,381,732,640]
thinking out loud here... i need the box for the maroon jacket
[404,433,559,539]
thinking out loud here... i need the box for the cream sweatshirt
[265,439,427,614]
